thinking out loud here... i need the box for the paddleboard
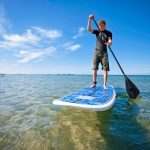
[53,85,116,111]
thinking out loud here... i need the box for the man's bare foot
[103,84,108,90]
[90,84,96,88]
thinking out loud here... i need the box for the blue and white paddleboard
[53,85,116,111]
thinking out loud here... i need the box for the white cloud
[73,27,85,39]
[0,27,62,50]
[0,14,82,64]
[0,26,62,63]
[33,26,62,39]
[3,29,40,43]
[16,46,56,63]
[66,44,81,51]
[62,41,73,47]
[0,40,22,49]
[62,42,81,51]
[0,5,11,35]
[17,51,44,63]
[0,29,41,50]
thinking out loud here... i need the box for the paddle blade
[125,76,140,99]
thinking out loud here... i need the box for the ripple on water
[0,75,150,150]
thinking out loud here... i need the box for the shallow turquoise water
[0,74,150,150]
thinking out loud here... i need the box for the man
[87,14,112,89]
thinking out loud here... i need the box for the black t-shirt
[92,30,112,51]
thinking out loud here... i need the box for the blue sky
[0,0,150,74]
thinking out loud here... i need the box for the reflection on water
[50,108,108,150]
[0,75,150,150]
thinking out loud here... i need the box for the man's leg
[91,50,99,88]
[101,52,109,89]
[90,69,97,88]
[93,69,97,83]
[103,70,108,89]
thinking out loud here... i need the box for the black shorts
[92,50,110,71]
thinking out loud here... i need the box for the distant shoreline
[2,74,150,76]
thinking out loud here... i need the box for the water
[0,74,150,150]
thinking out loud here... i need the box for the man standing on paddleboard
[87,14,112,90]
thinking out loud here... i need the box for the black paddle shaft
[92,18,140,99]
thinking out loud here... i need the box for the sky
[0,0,150,74]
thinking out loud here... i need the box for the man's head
[98,20,106,31]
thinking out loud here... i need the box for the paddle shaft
[93,18,126,76]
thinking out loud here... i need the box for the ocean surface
[0,74,150,150]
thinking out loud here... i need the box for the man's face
[98,23,105,31]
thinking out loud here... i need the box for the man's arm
[87,15,94,33]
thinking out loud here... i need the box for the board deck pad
[53,85,116,111]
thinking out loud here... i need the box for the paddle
[92,17,140,99]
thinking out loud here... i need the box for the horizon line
[1,73,150,76]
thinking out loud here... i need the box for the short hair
[98,20,106,26]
